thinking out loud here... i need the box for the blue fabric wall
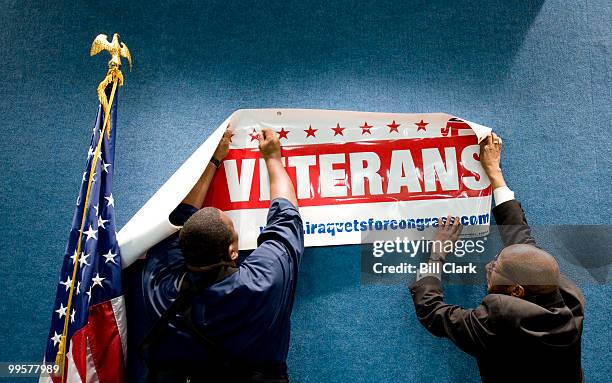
[0,1,610,381]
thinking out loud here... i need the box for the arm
[411,216,496,356]
[243,128,303,266]
[481,136,584,313]
[258,127,298,208]
[181,125,233,209]
[479,133,536,246]
[410,277,497,357]
[492,200,536,246]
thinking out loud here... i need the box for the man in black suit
[410,133,585,383]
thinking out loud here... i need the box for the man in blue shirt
[141,126,303,383]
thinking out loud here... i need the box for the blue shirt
[142,198,304,366]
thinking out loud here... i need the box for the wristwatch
[210,157,221,169]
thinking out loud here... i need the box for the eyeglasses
[485,251,518,284]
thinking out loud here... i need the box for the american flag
[42,84,126,382]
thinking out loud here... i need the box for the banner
[118,109,492,268]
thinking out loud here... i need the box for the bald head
[492,244,560,296]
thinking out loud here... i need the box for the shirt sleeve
[169,203,199,226]
[493,186,515,206]
[256,198,304,263]
[238,198,304,306]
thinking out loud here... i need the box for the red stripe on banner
[204,135,491,211]
[85,300,126,383]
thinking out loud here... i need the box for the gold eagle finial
[90,33,132,71]
[90,33,131,123]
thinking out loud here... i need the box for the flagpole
[54,33,129,381]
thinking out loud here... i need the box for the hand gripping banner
[118,109,492,269]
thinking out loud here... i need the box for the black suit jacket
[410,200,585,383]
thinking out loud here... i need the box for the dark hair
[179,207,232,268]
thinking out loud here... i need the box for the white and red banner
[118,109,492,268]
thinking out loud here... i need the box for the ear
[228,243,238,262]
[509,284,525,298]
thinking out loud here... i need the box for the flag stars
[415,119,429,131]
[79,252,90,267]
[387,120,401,133]
[76,281,81,295]
[70,309,76,324]
[332,123,345,136]
[102,250,118,265]
[51,331,62,347]
[92,273,105,288]
[93,204,99,216]
[304,125,318,138]
[87,147,94,159]
[55,303,67,319]
[70,250,78,265]
[98,216,109,230]
[277,128,290,140]
[102,161,111,173]
[360,122,373,135]
[83,225,98,241]
[249,129,260,142]
[86,286,92,302]
[59,276,72,292]
[105,194,115,208]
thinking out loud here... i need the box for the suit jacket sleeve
[410,276,498,357]
[492,199,537,246]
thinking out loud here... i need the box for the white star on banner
[76,281,81,295]
[92,273,105,288]
[86,286,92,302]
[82,172,87,182]
[83,225,97,241]
[59,276,72,292]
[102,250,117,264]
[55,303,67,319]
[87,147,94,158]
[93,204,99,216]
[79,252,90,267]
[97,151,102,161]
[51,331,62,347]
[76,195,80,206]
[98,216,109,230]
[70,309,76,324]
[105,194,115,208]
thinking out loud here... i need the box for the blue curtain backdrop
[0,1,610,382]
